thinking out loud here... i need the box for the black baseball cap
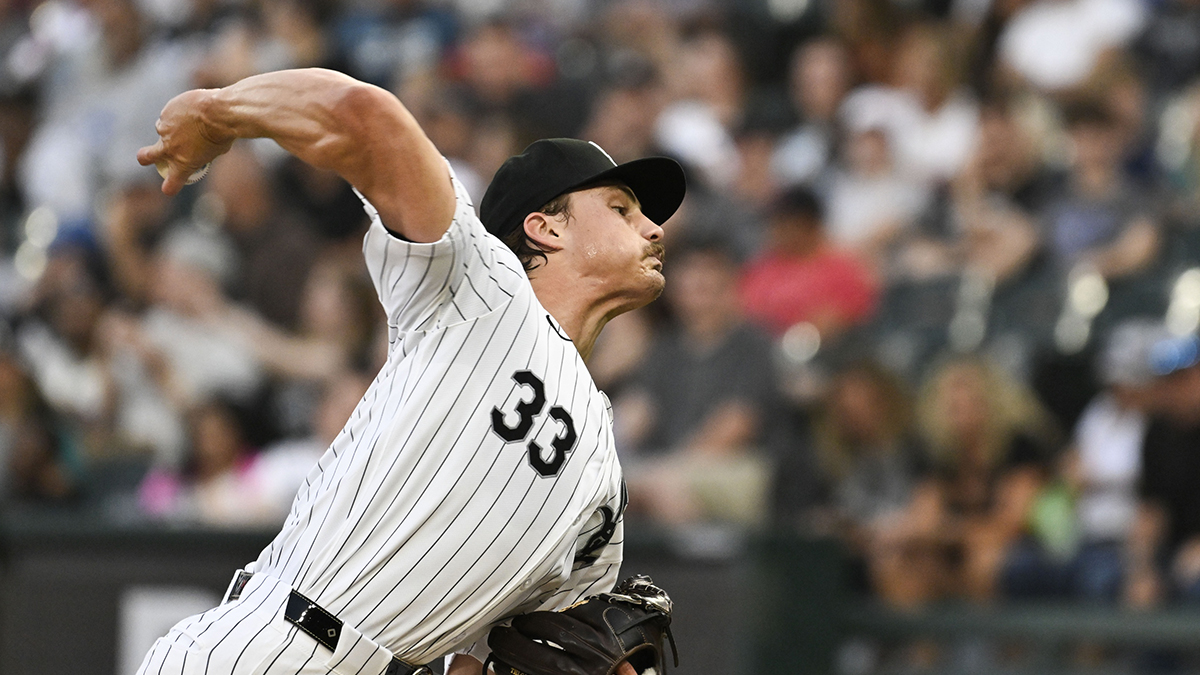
[480,138,686,241]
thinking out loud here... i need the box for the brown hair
[816,361,913,479]
[916,356,1059,469]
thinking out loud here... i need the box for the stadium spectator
[1156,82,1200,214]
[1040,100,1160,279]
[910,357,1060,602]
[100,178,174,307]
[409,89,488,200]
[772,36,853,187]
[138,399,273,527]
[1136,0,1200,102]
[586,307,658,399]
[580,58,666,166]
[1127,334,1200,607]
[1002,319,1163,601]
[808,361,930,607]
[219,258,379,438]
[1097,61,1158,183]
[962,98,1063,216]
[867,21,980,184]
[617,238,779,525]
[15,243,112,439]
[738,186,878,340]
[732,121,782,212]
[829,0,903,86]
[142,228,261,407]
[100,227,261,465]
[251,370,372,522]
[203,145,322,330]
[0,350,78,504]
[16,0,200,219]
[655,24,744,190]
[452,20,579,142]
[194,0,341,90]
[330,0,456,89]
[1067,322,1161,598]
[907,98,1047,284]
[273,157,372,246]
[998,0,1146,93]
[822,120,930,274]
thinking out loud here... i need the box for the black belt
[227,572,431,675]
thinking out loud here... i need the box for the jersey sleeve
[359,161,525,335]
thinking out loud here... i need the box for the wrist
[196,88,238,146]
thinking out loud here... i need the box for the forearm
[201,70,382,179]
[966,210,1038,282]
[223,306,345,380]
[682,401,758,455]
[1088,218,1160,279]
[991,468,1041,539]
[1127,504,1166,571]
[143,68,454,240]
[446,654,485,675]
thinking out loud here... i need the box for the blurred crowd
[6,0,1200,625]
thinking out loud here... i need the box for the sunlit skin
[522,184,665,360]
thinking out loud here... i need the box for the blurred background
[7,0,1200,672]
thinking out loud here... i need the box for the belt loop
[223,569,254,604]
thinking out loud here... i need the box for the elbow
[332,82,396,126]
[329,83,417,147]
[320,81,422,178]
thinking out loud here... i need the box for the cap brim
[567,156,686,226]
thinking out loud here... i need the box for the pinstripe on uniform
[136,164,625,674]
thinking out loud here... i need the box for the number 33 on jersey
[492,370,578,477]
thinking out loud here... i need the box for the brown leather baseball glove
[485,575,678,675]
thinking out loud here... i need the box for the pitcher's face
[558,184,666,307]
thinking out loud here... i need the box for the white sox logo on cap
[588,141,617,166]
[480,138,685,240]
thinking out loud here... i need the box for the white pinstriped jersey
[248,163,625,665]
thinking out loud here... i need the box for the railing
[0,514,770,675]
[844,603,1200,648]
[4,513,1200,675]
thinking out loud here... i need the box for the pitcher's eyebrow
[606,184,640,208]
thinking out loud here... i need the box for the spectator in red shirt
[738,186,879,340]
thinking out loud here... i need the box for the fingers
[161,167,188,196]
[136,140,163,167]
[140,87,234,194]
[140,140,192,195]
[617,661,637,675]
[137,138,180,194]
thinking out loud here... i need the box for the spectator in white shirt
[999,0,1146,93]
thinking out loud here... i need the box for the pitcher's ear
[523,212,565,252]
